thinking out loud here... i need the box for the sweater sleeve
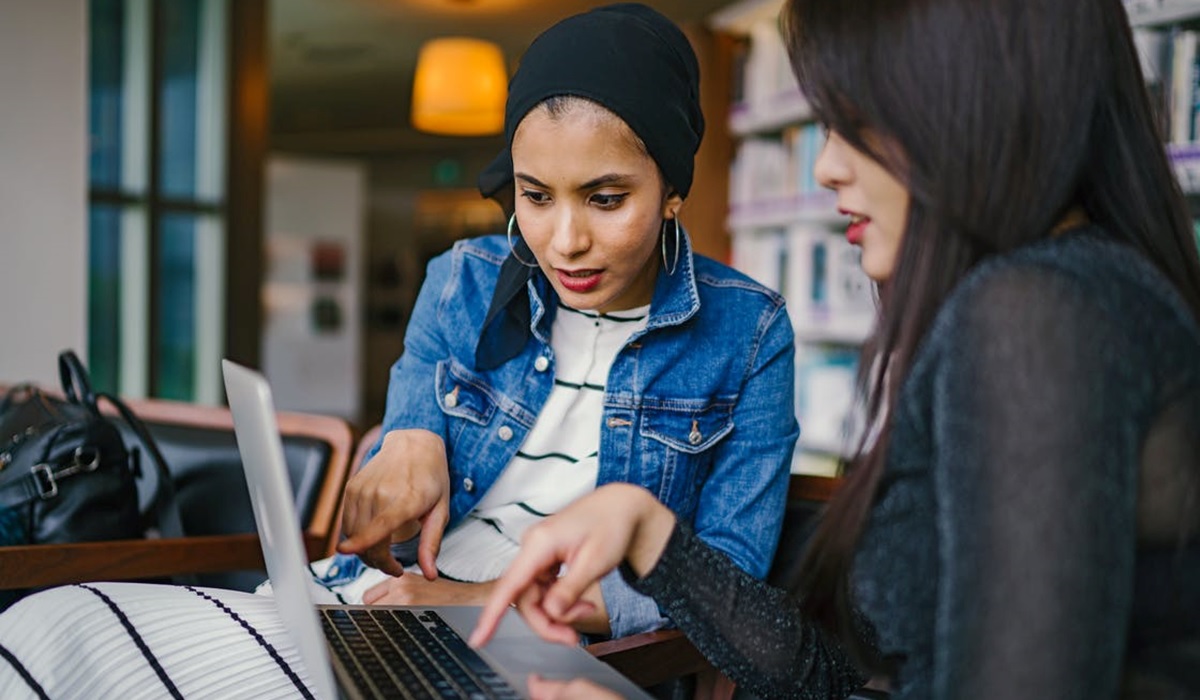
[625,520,865,700]
[925,263,1151,699]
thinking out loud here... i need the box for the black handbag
[0,350,182,607]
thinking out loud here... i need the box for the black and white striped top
[437,303,649,582]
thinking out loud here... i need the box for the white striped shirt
[436,303,649,582]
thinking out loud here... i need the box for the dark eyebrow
[578,173,631,190]
[514,172,633,191]
[515,172,549,188]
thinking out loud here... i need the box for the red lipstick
[840,208,868,246]
[556,269,602,293]
[846,220,867,246]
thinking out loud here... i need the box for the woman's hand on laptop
[363,575,494,606]
[338,428,450,579]
[526,674,621,699]
[469,483,676,648]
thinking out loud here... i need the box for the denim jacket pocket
[640,399,735,454]
[639,399,735,516]
[435,359,498,426]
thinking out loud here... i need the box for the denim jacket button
[497,426,514,441]
[688,428,703,445]
[463,477,474,492]
[533,356,550,372]
[444,390,459,408]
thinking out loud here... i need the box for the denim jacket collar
[644,228,700,332]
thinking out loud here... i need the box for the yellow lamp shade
[412,37,507,136]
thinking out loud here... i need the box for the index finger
[358,539,406,577]
[417,499,449,580]
[337,500,417,555]
[469,546,561,647]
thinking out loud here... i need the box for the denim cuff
[600,566,670,638]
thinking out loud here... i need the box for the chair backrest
[762,475,893,700]
[110,396,354,589]
[768,474,843,588]
[0,385,354,593]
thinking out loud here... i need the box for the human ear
[662,190,684,219]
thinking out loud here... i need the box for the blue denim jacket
[368,233,798,637]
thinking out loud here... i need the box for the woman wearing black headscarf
[0,5,799,697]
[335,1,798,639]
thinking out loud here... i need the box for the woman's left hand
[363,575,493,606]
[527,675,622,700]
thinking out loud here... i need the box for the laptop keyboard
[321,608,521,699]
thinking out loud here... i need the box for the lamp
[411,37,507,136]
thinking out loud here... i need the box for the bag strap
[0,452,98,510]
[97,392,185,540]
[58,350,99,414]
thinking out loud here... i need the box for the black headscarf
[474,2,704,371]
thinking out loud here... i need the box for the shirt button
[497,426,514,441]
[533,356,550,372]
[463,477,474,493]
[444,390,458,408]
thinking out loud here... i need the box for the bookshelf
[728,89,812,136]
[1125,1,1200,191]
[711,0,871,477]
[710,0,1200,479]
[1127,1,1200,27]
[727,190,841,229]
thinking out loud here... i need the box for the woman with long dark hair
[472,0,1200,697]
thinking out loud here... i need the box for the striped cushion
[0,582,316,699]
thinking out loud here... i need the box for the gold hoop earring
[507,214,539,268]
[661,217,680,276]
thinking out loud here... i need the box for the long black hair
[783,0,1200,667]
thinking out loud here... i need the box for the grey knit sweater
[630,228,1200,699]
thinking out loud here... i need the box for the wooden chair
[765,473,844,589]
[587,628,712,691]
[0,391,355,594]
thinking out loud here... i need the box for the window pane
[89,204,149,397]
[157,213,197,400]
[156,212,224,402]
[90,0,123,189]
[89,0,148,193]
[159,0,226,201]
[88,206,122,392]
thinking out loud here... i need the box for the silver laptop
[222,359,652,700]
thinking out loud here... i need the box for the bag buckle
[30,447,101,500]
[31,463,58,499]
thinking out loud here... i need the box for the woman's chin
[859,251,893,283]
